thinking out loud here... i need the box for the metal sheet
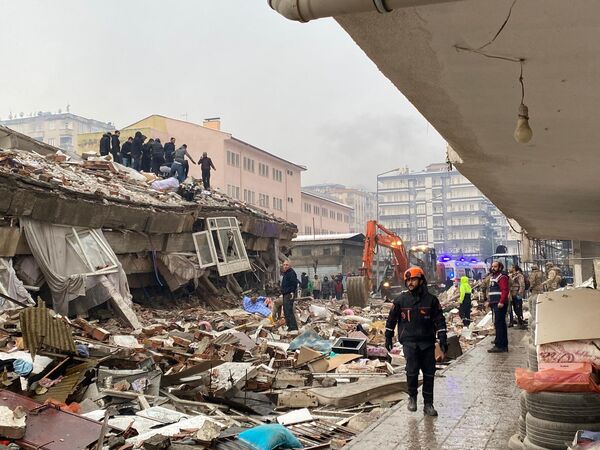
[0,389,103,450]
[20,302,76,357]
[33,360,97,403]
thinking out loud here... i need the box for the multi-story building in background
[1,110,113,155]
[302,184,376,233]
[377,163,519,259]
[78,115,306,226]
[300,191,353,235]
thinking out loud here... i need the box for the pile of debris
[0,287,500,450]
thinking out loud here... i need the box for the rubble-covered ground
[0,285,503,450]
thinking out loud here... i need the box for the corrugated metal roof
[292,233,364,242]
[20,301,76,357]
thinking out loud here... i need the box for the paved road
[345,329,528,449]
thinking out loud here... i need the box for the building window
[302,248,311,256]
[417,232,427,242]
[330,211,335,219]
[227,185,240,199]
[243,157,255,172]
[323,248,331,256]
[227,151,240,167]
[417,218,427,228]
[272,168,282,182]
[47,138,56,146]
[273,197,283,211]
[305,226,312,234]
[259,193,270,208]
[344,215,349,223]
[66,229,118,275]
[243,189,255,205]
[59,135,72,148]
[337,212,342,221]
[313,205,320,215]
[303,203,311,213]
[287,197,294,203]
[416,204,426,214]
[259,163,269,177]
[286,169,294,176]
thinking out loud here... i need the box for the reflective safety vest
[488,273,507,305]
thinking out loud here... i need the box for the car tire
[518,415,527,440]
[526,413,600,450]
[523,436,550,450]
[528,344,538,371]
[520,391,528,418]
[509,433,525,450]
[526,392,600,423]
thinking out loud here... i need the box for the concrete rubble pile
[0,289,484,450]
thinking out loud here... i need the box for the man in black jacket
[99,132,111,156]
[385,266,448,416]
[121,137,133,167]
[110,130,121,164]
[198,152,216,189]
[280,261,299,331]
[141,138,153,173]
[164,137,176,166]
[131,132,145,171]
[151,138,165,175]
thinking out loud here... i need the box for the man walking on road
[385,267,447,417]
[280,261,299,331]
[488,261,510,353]
[199,152,216,190]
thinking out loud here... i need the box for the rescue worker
[458,276,472,327]
[488,261,510,353]
[528,264,544,295]
[280,261,299,331]
[170,144,196,182]
[509,266,526,328]
[543,262,562,291]
[385,267,447,416]
[198,152,216,190]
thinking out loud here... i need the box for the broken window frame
[66,228,119,275]
[193,217,251,276]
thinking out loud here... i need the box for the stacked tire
[523,392,600,449]
[509,391,528,449]
[528,295,538,372]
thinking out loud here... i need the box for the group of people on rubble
[299,272,345,300]
[98,130,216,188]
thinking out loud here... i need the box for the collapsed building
[0,124,296,327]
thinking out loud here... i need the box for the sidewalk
[345,329,528,450]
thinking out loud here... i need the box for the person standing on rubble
[509,266,526,328]
[170,144,197,183]
[164,137,176,166]
[280,260,299,331]
[487,261,510,353]
[321,276,332,300]
[334,276,344,300]
[141,138,154,172]
[151,138,165,175]
[458,276,472,327]
[300,272,310,297]
[199,152,216,190]
[121,137,133,168]
[110,130,121,164]
[131,132,145,171]
[385,267,447,417]
[312,275,322,299]
[99,132,111,156]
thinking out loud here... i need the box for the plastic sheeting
[21,218,133,316]
[0,258,34,310]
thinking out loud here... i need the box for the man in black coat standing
[280,261,299,331]
[99,132,111,156]
[385,266,448,417]
[110,130,121,164]
[121,137,133,168]
[164,137,176,166]
[131,132,145,171]
[151,138,165,175]
[198,152,216,189]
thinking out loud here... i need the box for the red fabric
[515,364,600,393]
[498,274,509,306]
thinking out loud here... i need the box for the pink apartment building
[78,115,305,226]
[300,191,352,235]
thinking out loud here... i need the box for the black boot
[424,403,438,417]
[407,396,417,412]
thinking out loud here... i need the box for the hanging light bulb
[514,103,533,144]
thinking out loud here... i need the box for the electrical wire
[518,59,525,103]
[476,0,518,51]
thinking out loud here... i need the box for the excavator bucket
[347,275,369,307]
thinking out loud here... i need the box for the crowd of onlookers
[98,130,216,187]
[299,272,347,300]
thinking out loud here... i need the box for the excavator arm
[359,220,409,283]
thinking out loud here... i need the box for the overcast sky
[0,0,445,190]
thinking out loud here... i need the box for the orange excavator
[347,220,438,305]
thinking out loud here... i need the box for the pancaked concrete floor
[344,329,528,449]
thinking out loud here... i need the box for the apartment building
[300,191,352,235]
[1,111,112,155]
[77,115,305,226]
[302,184,376,233]
[377,163,519,259]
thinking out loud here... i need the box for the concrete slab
[344,330,528,450]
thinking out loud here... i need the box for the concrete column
[572,240,583,286]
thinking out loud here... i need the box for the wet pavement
[345,329,528,450]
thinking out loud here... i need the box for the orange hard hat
[404,266,425,282]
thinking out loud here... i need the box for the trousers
[459,294,471,327]
[404,343,436,404]
[283,293,298,331]
[492,303,509,349]
[511,295,524,323]
[202,169,211,189]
